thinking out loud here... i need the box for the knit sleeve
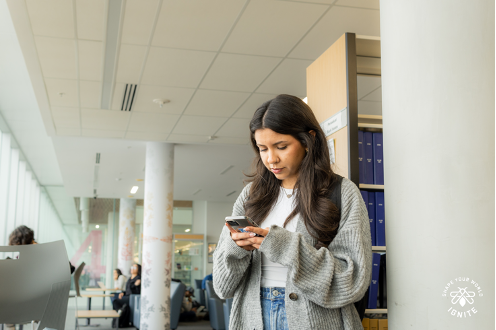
[213,183,253,299]
[258,178,372,309]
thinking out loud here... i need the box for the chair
[195,279,206,307]
[223,298,233,330]
[0,241,71,330]
[129,294,140,328]
[205,280,225,330]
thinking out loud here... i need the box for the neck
[131,274,137,279]
[281,176,297,189]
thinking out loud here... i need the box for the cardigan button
[289,293,298,301]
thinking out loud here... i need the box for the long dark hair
[9,225,35,246]
[245,94,340,246]
[134,264,142,276]
[115,268,123,277]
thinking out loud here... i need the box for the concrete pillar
[380,0,494,328]
[140,142,174,330]
[80,197,90,233]
[117,198,136,277]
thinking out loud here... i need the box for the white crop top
[260,187,297,288]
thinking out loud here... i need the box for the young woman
[112,264,141,327]
[213,94,372,330]
[113,268,127,291]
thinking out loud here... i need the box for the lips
[271,168,283,174]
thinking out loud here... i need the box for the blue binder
[375,192,386,246]
[364,132,374,184]
[358,130,366,183]
[360,190,368,211]
[367,191,376,246]
[373,133,384,185]
[367,253,381,309]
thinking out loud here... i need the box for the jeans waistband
[261,287,286,299]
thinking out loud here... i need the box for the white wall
[380,0,494,328]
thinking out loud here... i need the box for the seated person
[201,273,212,290]
[110,268,127,304]
[112,264,141,327]
[179,287,203,322]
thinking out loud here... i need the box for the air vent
[95,153,101,164]
[121,84,137,111]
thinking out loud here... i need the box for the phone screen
[225,216,263,237]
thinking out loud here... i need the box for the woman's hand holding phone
[226,223,269,250]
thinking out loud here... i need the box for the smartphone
[225,216,264,237]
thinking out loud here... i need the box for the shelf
[359,184,384,190]
[372,246,386,252]
[365,309,387,314]
[358,123,383,129]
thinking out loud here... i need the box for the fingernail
[250,233,256,237]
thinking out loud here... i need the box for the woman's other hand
[135,279,141,286]
[244,227,270,249]
[118,292,124,299]
[226,223,256,251]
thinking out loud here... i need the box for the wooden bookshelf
[359,184,384,190]
[365,309,387,314]
[372,246,386,252]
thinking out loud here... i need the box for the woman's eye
[277,146,287,150]
[259,149,267,152]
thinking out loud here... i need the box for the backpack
[327,175,368,321]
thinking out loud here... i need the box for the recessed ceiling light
[96,225,100,229]
[130,186,139,194]
[185,229,191,232]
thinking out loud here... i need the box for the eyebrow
[256,141,287,147]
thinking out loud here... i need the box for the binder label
[320,107,348,137]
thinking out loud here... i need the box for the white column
[117,198,136,277]
[80,197,90,233]
[141,142,174,330]
[380,0,494,328]
[106,211,116,288]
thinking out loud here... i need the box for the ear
[309,130,316,137]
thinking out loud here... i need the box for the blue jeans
[260,287,289,330]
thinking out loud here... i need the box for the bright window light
[185,229,191,232]
[130,186,139,194]
[96,225,100,229]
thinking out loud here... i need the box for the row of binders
[367,253,387,309]
[359,131,384,185]
[362,318,388,330]
[360,190,386,246]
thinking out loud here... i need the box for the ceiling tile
[81,108,130,130]
[335,0,380,10]
[215,118,251,138]
[152,0,246,51]
[256,58,312,97]
[76,0,105,41]
[80,81,101,108]
[357,75,381,99]
[26,0,74,38]
[222,0,328,57]
[35,37,77,79]
[78,40,103,81]
[361,86,382,102]
[167,134,209,143]
[184,90,250,117]
[56,127,81,136]
[232,93,277,119]
[121,0,159,45]
[51,107,80,128]
[82,129,125,139]
[132,85,195,114]
[358,100,381,115]
[141,47,216,88]
[200,53,281,92]
[289,6,380,60]
[45,78,79,107]
[125,131,168,141]
[127,112,180,133]
[172,116,227,135]
[115,44,148,84]
[209,136,250,145]
[111,83,127,110]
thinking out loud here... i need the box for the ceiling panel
[280,0,335,3]
[361,86,382,101]
[115,44,148,84]
[125,131,168,141]
[78,40,103,81]
[232,93,277,119]
[35,36,77,79]
[256,58,312,97]
[222,0,328,57]
[121,0,159,45]
[172,115,227,136]
[82,129,125,139]
[51,107,80,128]
[141,47,216,88]
[184,90,250,117]
[26,0,74,38]
[111,83,127,110]
[75,0,105,41]
[215,118,251,138]
[357,74,381,99]
[289,6,380,60]
[209,136,250,145]
[56,127,81,136]
[335,0,380,10]
[167,134,209,144]
[152,0,245,51]
[127,112,180,133]
[81,108,130,130]
[79,80,101,108]
[358,100,381,115]
[132,85,195,114]
[200,53,281,92]
[45,78,79,107]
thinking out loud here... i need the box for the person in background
[179,287,203,322]
[201,273,213,290]
[110,268,127,304]
[112,264,141,328]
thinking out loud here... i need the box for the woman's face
[131,264,138,275]
[254,128,306,187]
[113,270,118,280]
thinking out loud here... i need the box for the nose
[267,149,278,165]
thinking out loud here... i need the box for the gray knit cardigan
[213,178,372,330]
